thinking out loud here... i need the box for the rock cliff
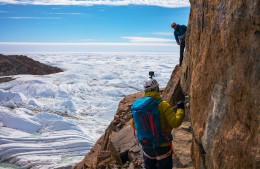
[181,0,260,168]
[0,54,63,77]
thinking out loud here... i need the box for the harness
[143,142,173,160]
[143,149,172,160]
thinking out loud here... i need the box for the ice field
[0,52,179,168]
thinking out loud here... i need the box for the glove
[177,101,185,109]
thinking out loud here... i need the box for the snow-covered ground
[0,52,178,169]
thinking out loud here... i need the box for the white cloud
[122,36,174,43]
[0,0,190,8]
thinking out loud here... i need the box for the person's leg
[143,145,172,169]
[142,147,157,169]
[143,153,157,169]
[179,44,185,66]
[156,154,173,169]
[153,145,172,169]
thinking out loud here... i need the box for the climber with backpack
[130,71,185,169]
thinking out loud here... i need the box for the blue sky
[0,0,190,52]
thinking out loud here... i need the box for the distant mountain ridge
[0,54,63,77]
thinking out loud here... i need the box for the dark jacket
[174,24,187,44]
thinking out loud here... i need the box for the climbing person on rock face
[130,72,185,169]
[171,22,187,66]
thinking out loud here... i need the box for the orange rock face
[181,0,260,168]
[162,65,185,106]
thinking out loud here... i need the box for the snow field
[0,52,178,168]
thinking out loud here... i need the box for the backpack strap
[170,141,174,153]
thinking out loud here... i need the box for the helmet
[144,79,159,92]
[171,22,177,28]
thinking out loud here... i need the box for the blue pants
[142,145,173,169]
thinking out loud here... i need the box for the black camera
[149,71,155,78]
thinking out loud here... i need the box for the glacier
[0,52,178,168]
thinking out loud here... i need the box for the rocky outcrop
[163,65,190,121]
[181,0,260,168]
[172,122,192,168]
[0,54,63,76]
[75,67,193,169]
[0,77,15,83]
[75,92,144,169]
[162,65,185,106]
[164,67,193,168]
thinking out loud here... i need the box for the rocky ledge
[75,66,193,169]
[0,54,63,81]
